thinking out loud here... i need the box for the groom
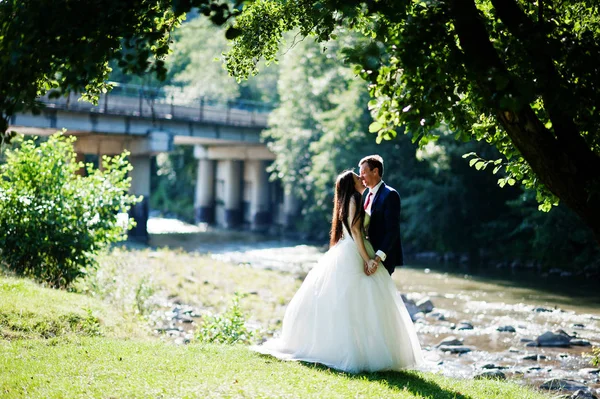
[359,155,404,276]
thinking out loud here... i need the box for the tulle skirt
[252,236,423,373]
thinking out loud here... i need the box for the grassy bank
[1,337,551,399]
[0,247,553,398]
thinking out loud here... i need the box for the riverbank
[0,252,552,399]
[144,219,600,396]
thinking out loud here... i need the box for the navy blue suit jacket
[362,182,404,275]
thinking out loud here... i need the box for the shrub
[196,294,254,345]
[0,132,140,288]
[591,346,600,367]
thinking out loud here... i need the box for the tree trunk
[449,0,600,244]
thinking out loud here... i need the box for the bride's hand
[366,259,378,275]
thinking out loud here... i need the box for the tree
[263,32,431,240]
[224,0,600,243]
[0,0,241,142]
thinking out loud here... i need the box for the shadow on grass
[300,362,475,399]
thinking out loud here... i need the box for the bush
[196,294,254,345]
[591,346,600,367]
[0,132,140,288]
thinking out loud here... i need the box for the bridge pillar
[216,159,242,228]
[193,146,215,224]
[283,188,300,229]
[128,155,151,242]
[75,152,86,176]
[244,160,270,231]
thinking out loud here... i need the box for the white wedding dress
[252,211,423,373]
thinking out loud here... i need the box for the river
[148,219,600,393]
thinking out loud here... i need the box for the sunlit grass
[0,337,552,399]
[0,247,554,398]
[0,275,145,340]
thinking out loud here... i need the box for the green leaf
[469,158,478,167]
[369,121,382,133]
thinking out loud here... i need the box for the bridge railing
[40,82,274,128]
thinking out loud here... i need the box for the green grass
[0,276,146,340]
[0,338,552,399]
[0,248,554,398]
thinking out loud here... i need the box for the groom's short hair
[359,155,384,178]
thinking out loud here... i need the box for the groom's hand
[365,259,378,275]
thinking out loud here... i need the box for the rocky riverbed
[147,223,600,397]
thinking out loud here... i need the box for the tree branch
[490,0,600,171]
[448,0,600,239]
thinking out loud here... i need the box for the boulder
[571,390,598,399]
[435,336,463,347]
[416,297,435,314]
[535,331,572,347]
[579,369,600,375]
[521,354,547,361]
[438,345,472,354]
[481,364,508,370]
[426,311,446,321]
[570,339,591,346]
[401,295,420,320]
[457,321,474,330]
[540,379,589,391]
[497,325,516,333]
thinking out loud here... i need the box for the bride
[252,170,422,373]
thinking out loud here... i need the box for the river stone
[579,369,600,375]
[481,363,508,370]
[534,307,554,312]
[497,325,516,333]
[438,345,472,354]
[416,297,434,314]
[435,336,463,347]
[570,339,591,346]
[427,311,446,321]
[535,331,572,347]
[522,354,547,361]
[457,321,474,330]
[509,347,522,353]
[475,370,506,380]
[540,379,589,391]
[402,297,420,321]
[412,312,426,321]
[571,390,599,399]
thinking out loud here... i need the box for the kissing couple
[253,155,423,373]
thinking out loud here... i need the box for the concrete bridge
[9,83,299,240]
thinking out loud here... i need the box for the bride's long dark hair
[329,170,364,248]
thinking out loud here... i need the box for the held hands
[363,256,380,276]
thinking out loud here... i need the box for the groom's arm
[377,191,401,260]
